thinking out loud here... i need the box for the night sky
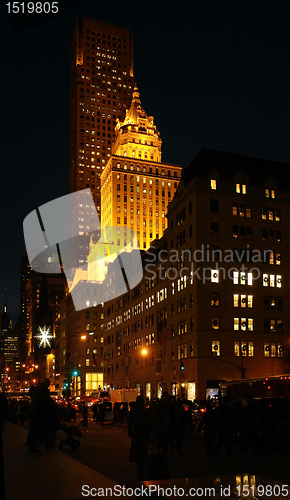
[1,0,290,324]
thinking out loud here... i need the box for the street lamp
[66,331,87,361]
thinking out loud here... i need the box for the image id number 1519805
[6,2,59,13]
[236,484,289,497]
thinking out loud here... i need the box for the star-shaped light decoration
[35,326,53,348]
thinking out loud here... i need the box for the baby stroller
[58,421,82,450]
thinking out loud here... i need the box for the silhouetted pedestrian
[128,395,151,480]
[80,404,88,430]
[214,396,232,458]
[28,378,52,452]
[0,392,8,430]
[156,391,171,454]
[169,396,185,454]
[197,403,216,458]
[237,394,257,456]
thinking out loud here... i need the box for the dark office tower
[69,17,135,268]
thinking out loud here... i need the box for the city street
[4,417,290,500]
[56,416,290,488]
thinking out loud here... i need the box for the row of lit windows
[211,179,276,199]
[263,274,282,287]
[212,316,283,332]
[115,162,180,178]
[212,341,283,357]
[116,206,163,217]
[116,174,172,188]
[116,185,171,198]
[211,223,282,243]
[213,292,280,311]
[115,195,167,206]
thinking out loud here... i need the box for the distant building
[1,291,12,361]
[25,271,67,378]
[69,17,136,269]
[57,289,104,397]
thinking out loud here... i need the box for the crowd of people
[1,381,259,475]
[197,394,258,459]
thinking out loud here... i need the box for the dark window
[211,222,219,237]
[210,199,219,213]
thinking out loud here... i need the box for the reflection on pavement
[144,474,290,499]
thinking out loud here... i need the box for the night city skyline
[2,0,290,324]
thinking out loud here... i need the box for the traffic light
[63,378,71,389]
[180,361,185,370]
[72,367,79,377]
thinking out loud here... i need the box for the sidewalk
[2,422,125,500]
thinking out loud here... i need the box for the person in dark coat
[155,391,171,454]
[197,403,216,458]
[28,378,52,452]
[81,403,88,430]
[169,396,185,454]
[128,395,151,480]
[214,396,232,458]
[236,394,257,456]
[99,401,106,426]
[0,392,8,430]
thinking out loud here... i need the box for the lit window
[211,179,217,190]
[236,183,247,194]
[233,294,239,307]
[240,272,246,285]
[241,342,247,355]
[270,343,276,357]
[248,342,254,356]
[211,270,219,283]
[211,293,220,306]
[234,341,240,356]
[212,341,220,356]
[277,343,283,357]
[241,295,247,307]
[276,275,282,288]
[264,343,270,357]
[241,318,247,331]
[234,318,239,330]
[233,271,239,285]
[212,317,220,329]
[263,274,269,287]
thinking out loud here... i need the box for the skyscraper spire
[3,288,7,314]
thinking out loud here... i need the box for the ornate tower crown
[112,85,162,162]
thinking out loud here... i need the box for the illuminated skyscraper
[69,17,135,267]
[100,86,182,251]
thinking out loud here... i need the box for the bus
[220,374,290,400]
